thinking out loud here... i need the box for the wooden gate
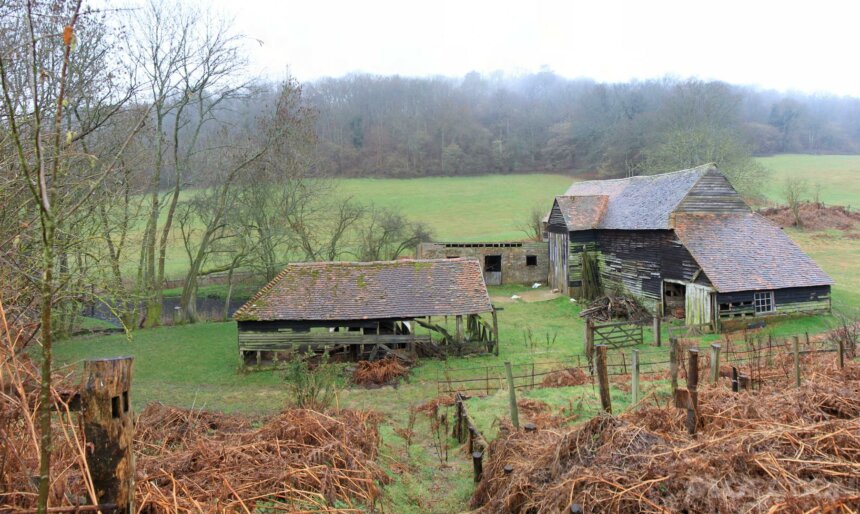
[589,320,643,349]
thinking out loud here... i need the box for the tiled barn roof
[563,164,712,229]
[674,213,834,293]
[233,259,493,322]
[554,195,609,230]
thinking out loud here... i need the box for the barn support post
[455,315,464,344]
[669,337,679,394]
[652,315,661,347]
[631,349,640,406]
[595,345,611,414]
[709,344,721,384]
[504,361,520,429]
[82,357,135,514]
[793,336,801,387]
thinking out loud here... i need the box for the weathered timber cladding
[416,242,548,285]
[548,232,568,293]
[675,170,750,214]
[594,230,707,301]
[716,285,831,319]
[567,231,597,289]
[547,201,568,233]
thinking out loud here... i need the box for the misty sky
[207,0,858,96]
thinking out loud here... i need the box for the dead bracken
[470,358,860,514]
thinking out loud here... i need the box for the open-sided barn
[233,258,497,366]
[547,164,833,327]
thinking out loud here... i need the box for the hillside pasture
[757,154,860,206]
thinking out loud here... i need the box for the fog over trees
[305,72,860,185]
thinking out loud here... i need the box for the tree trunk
[37,221,55,514]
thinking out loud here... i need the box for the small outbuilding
[233,258,497,366]
[416,241,548,285]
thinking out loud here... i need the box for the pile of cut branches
[540,367,590,388]
[578,294,651,322]
[472,361,860,513]
[352,356,410,386]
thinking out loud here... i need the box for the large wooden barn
[547,164,833,327]
[233,258,496,366]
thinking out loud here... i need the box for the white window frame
[753,291,775,314]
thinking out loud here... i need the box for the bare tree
[520,203,546,241]
[783,176,809,228]
[357,206,432,261]
[0,1,145,510]
[127,0,249,327]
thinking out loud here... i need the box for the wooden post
[531,362,535,389]
[504,361,519,428]
[594,345,611,414]
[472,451,483,482]
[793,335,801,388]
[731,367,739,392]
[631,349,640,406]
[709,343,721,384]
[584,318,594,370]
[491,307,499,356]
[82,357,134,514]
[669,337,679,394]
[837,339,845,370]
[455,315,464,344]
[652,315,661,347]
[485,367,490,395]
[686,349,699,435]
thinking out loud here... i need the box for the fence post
[686,349,699,435]
[652,315,661,347]
[709,343,721,384]
[585,318,594,369]
[82,357,135,514]
[595,345,611,414]
[491,307,499,356]
[669,337,679,394]
[472,451,483,482]
[793,335,801,387]
[631,349,640,406]
[837,338,845,370]
[455,315,464,344]
[504,361,520,429]
[731,366,739,392]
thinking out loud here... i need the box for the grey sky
[208,0,858,96]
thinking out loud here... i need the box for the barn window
[754,291,774,313]
[526,255,537,266]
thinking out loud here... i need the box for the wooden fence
[437,356,590,394]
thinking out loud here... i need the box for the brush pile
[579,294,651,322]
[760,203,860,231]
[135,404,387,512]
[471,361,860,513]
[351,356,410,386]
[540,367,590,387]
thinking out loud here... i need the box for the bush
[284,352,341,410]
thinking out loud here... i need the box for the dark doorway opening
[484,255,502,272]
[526,255,537,266]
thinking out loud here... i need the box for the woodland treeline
[307,72,860,181]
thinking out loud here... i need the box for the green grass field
[757,154,860,206]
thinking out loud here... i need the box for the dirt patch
[491,288,562,304]
[759,203,860,231]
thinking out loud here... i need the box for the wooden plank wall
[675,170,750,214]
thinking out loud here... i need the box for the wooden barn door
[685,283,713,326]
[548,232,568,294]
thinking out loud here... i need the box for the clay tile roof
[233,259,493,322]
[555,195,609,230]
[673,213,834,293]
[563,164,713,229]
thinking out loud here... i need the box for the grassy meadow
[58,154,860,512]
